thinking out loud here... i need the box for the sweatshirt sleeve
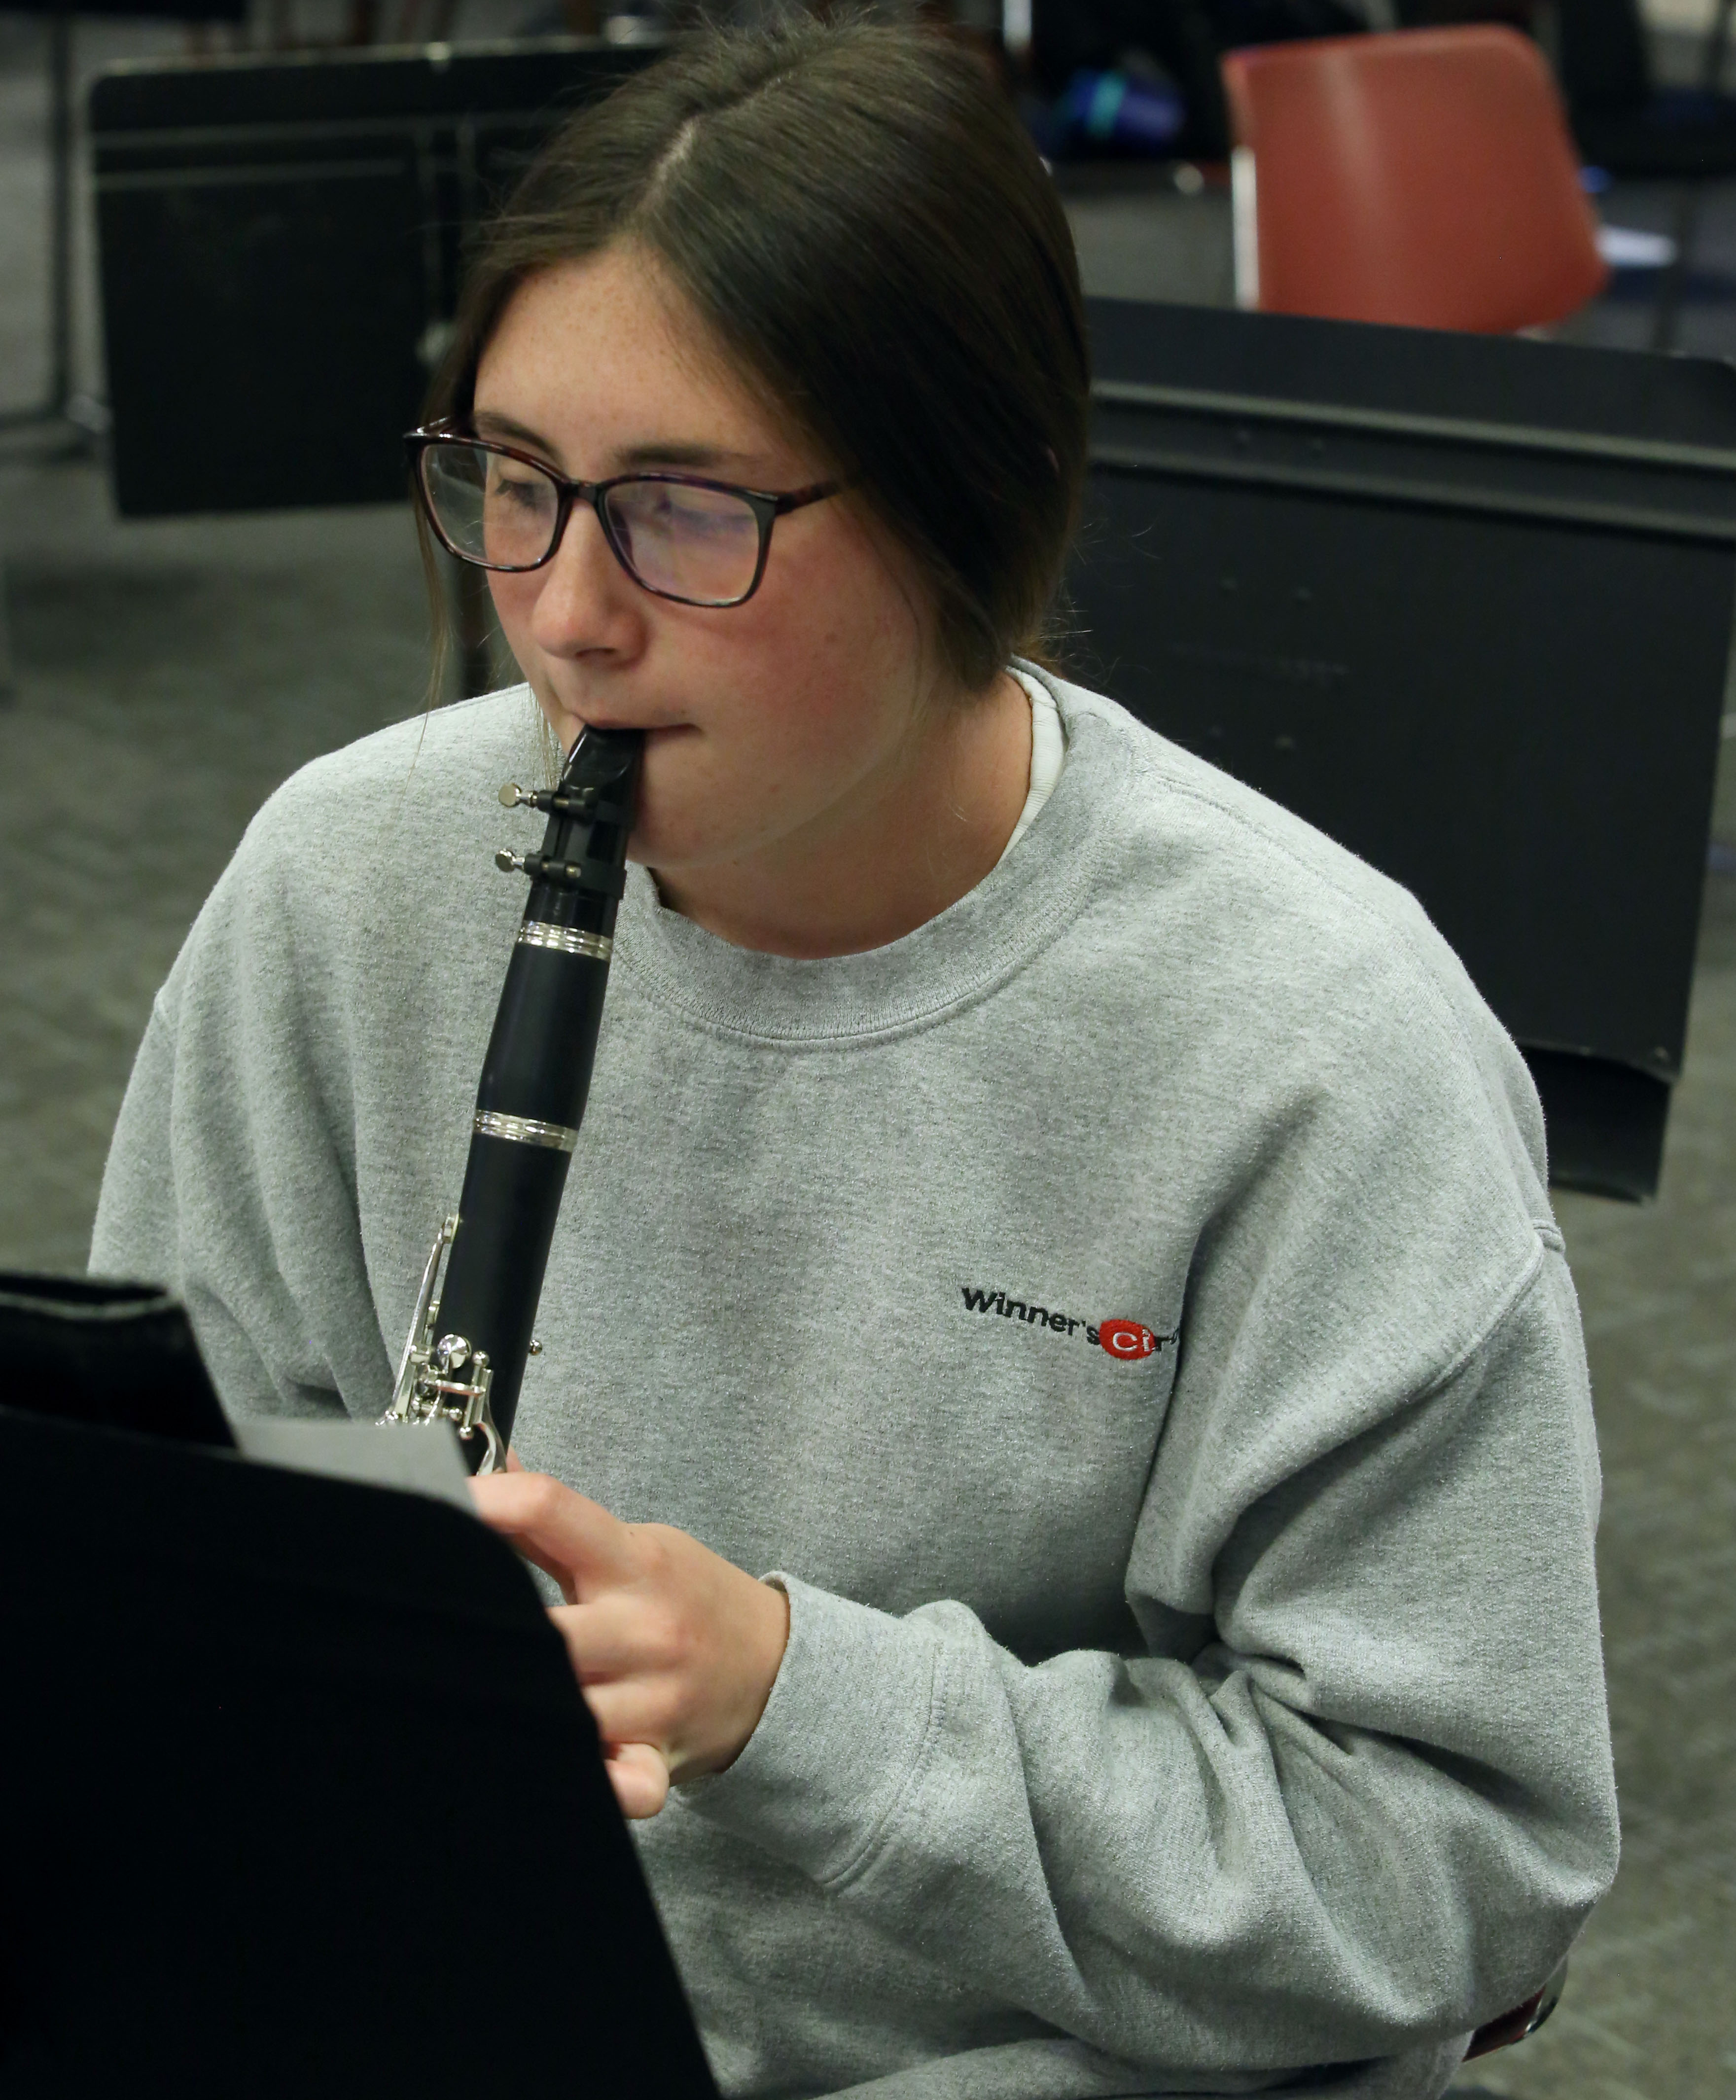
[680,1216,1617,2073]
[89,815,394,1425]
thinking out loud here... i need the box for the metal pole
[1651,185,1700,352]
[47,0,73,418]
[1651,0,1736,353]
[1699,0,1736,92]
[0,1,76,430]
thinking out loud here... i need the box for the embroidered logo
[959,1287,1175,1362]
[1098,1318,1160,1360]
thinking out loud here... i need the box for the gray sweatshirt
[91,672,1618,2100]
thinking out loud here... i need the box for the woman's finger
[496,1530,580,1602]
[574,1673,673,1758]
[469,1469,638,1591]
[547,1595,665,1683]
[605,1740,670,1820]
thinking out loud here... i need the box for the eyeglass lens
[421,442,765,605]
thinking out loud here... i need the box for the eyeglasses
[406,425,842,609]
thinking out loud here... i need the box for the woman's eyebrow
[470,412,767,477]
[472,409,558,455]
[614,439,759,473]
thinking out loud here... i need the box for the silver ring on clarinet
[517,922,613,961]
[472,1111,580,1152]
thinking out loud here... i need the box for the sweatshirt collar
[614,673,1114,1047]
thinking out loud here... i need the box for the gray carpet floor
[1,13,1733,2098]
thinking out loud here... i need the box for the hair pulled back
[431,14,1090,693]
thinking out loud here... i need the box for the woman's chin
[628,820,713,873]
[628,801,763,878]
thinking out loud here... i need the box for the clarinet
[380,724,644,1475]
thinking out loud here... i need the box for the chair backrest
[1222,26,1609,332]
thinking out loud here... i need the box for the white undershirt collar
[997,668,1067,866]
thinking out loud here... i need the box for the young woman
[92,18,1617,2100]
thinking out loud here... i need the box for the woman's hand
[470,1459,790,1820]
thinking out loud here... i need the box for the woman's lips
[575,716,691,740]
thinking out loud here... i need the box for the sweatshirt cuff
[675,1572,943,1887]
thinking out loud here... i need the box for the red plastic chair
[1221,26,1610,332]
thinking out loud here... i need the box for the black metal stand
[0,1392,721,2100]
[1650,0,1736,352]
[1075,297,1736,1199]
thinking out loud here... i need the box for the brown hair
[427,11,1090,695]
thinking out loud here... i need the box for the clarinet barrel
[382,723,644,1474]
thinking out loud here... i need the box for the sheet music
[230,1418,476,1514]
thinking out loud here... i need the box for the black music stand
[87,36,666,517]
[0,1284,718,2100]
[1071,298,1736,1201]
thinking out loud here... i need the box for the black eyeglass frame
[406,424,842,608]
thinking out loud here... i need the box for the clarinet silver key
[381,1213,504,1470]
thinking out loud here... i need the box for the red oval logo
[1098,1319,1158,1360]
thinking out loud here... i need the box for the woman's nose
[528,498,643,658]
